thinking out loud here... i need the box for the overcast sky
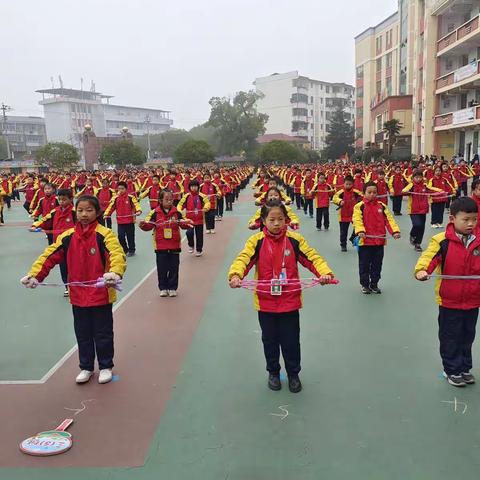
[1,0,395,130]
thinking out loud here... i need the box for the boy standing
[415,197,480,387]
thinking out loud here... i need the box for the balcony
[434,105,480,131]
[436,61,480,94]
[437,15,480,56]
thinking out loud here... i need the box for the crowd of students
[4,157,480,392]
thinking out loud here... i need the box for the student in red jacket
[228,200,334,393]
[139,190,193,297]
[353,182,401,294]
[415,197,479,387]
[200,172,222,234]
[310,172,334,231]
[471,179,480,211]
[21,195,126,385]
[428,166,455,228]
[301,168,316,218]
[332,175,363,251]
[31,183,59,244]
[97,178,115,229]
[177,180,210,256]
[104,182,142,257]
[388,164,406,215]
[139,175,162,210]
[31,188,76,296]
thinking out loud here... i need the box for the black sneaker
[409,235,415,245]
[370,285,382,294]
[462,372,476,384]
[341,246,347,252]
[414,244,423,252]
[268,374,281,391]
[443,372,466,387]
[288,375,302,393]
[361,286,371,294]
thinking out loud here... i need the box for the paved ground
[1,187,480,480]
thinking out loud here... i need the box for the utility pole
[145,114,151,161]
[1,103,12,159]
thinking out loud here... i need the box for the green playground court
[1,192,480,480]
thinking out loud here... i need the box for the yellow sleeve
[200,193,211,212]
[300,181,305,196]
[402,183,413,194]
[247,208,261,226]
[290,232,334,276]
[103,196,117,216]
[352,202,365,234]
[144,209,156,222]
[382,203,400,233]
[281,190,292,204]
[414,233,444,275]
[101,227,127,277]
[28,230,72,278]
[228,233,262,280]
[286,205,300,225]
[255,192,266,206]
[177,194,187,211]
[130,195,142,213]
[332,189,343,206]
[139,187,150,200]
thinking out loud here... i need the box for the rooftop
[36,88,113,100]
[355,11,399,42]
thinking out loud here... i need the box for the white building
[1,116,46,158]
[253,71,355,151]
[36,87,173,158]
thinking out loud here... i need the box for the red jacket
[33,204,76,241]
[403,182,442,214]
[428,176,453,203]
[32,194,59,225]
[375,179,389,198]
[312,183,334,208]
[139,206,190,251]
[228,228,333,312]
[333,188,362,222]
[415,223,480,309]
[352,200,400,246]
[472,194,480,212]
[141,184,161,210]
[177,192,210,226]
[97,187,115,212]
[388,173,406,196]
[200,181,221,210]
[28,221,126,307]
[104,193,142,225]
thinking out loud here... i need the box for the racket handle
[55,419,74,431]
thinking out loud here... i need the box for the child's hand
[415,270,429,281]
[290,223,299,231]
[393,233,401,240]
[358,232,366,239]
[317,275,333,285]
[248,222,257,230]
[229,275,242,288]
[29,226,37,232]
[20,276,39,289]
[103,272,121,286]
[340,200,344,206]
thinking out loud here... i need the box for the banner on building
[452,107,475,125]
[454,62,478,83]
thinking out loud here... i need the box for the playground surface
[1,189,480,480]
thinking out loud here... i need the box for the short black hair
[159,188,173,202]
[412,170,423,178]
[363,181,377,193]
[450,197,478,216]
[118,181,127,188]
[57,188,73,199]
[189,179,200,188]
[344,175,354,183]
[260,199,288,220]
[76,195,101,214]
[472,179,480,191]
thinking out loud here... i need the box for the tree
[189,124,220,152]
[35,142,80,170]
[0,137,8,159]
[134,129,191,158]
[257,140,307,165]
[383,119,403,155]
[173,139,215,165]
[207,90,268,158]
[324,107,354,160]
[99,140,146,168]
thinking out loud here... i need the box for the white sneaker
[188,247,194,253]
[159,290,169,297]
[195,251,203,257]
[63,289,69,297]
[98,369,113,384]
[168,290,177,297]
[438,224,443,228]
[210,229,216,234]
[206,230,211,234]
[76,370,93,384]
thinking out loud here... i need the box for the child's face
[263,207,286,235]
[413,175,423,184]
[161,193,173,209]
[190,185,199,193]
[153,177,159,185]
[58,195,71,208]
[204,176,211,182]
[450,211,478,235]
[118,186,127,194]
[76,200,98,225]
[268,180,277,188]
[267,191,280,202]
[344,181,353,190]
[102,180,108,187]
[395,168,401,174]
[378,173,385,180]
[44,185,54,195]
[318,176,326,184]
[434,168,442,177]
[473,186,480,198]
[364,186,377,201]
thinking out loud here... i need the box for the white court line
[1,236,188,385]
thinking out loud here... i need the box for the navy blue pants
[409,214,426,245]
[438,306,478,375]
[258,310,301,376]
[156,251,180,291]
[358,245,384,288]
[118,223,136,253]
[72,304,114,371]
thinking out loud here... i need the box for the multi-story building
[253,71,355,151]
[36,87,173,161]
[356,0,480,161]
[355,12,414,157]
[1,116,47,158]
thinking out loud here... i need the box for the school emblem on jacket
[66,218,71,222]
[285,249,291,256]
[90,247,96,255]
[378,208,383,213]
[473,249,479,256]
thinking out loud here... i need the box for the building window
[357,107,364,117]
[386,52,392,68]
[376,36,382,53]
[376,58,382,72]
[326,86,330,93]
[356,87,364,98]
[376,115,383,133]
[356,65,364,78]
[386,78,392,96]
[310,96,314,103]
[376,80,382,94]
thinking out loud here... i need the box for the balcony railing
[436,61,480,90]
[437,15,480,54]
[434,105,480,129]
